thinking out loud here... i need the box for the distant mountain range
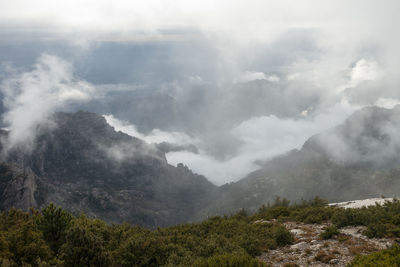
[205,105,400,215]
[1,106,400,227]
[0,111,216,227]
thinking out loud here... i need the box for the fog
[0,54,93,152]
[0,1,399,184]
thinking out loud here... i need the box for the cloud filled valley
[3,2,400,267]
[0,0,399,186]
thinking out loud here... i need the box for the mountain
[206,105,400,215]
[0,111,217,227]
[2,106,400,226]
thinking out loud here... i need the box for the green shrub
[35,203,73,253]
[11,197,400,266]
[272,225,293,246]
[320,225,340,240]
[364,223,387,238]
[270,207,290,219]
[60,216,111,267]
[348,244,400,266]
[116,234,169,267]
[0,209,54,267]
[331,208,371,227]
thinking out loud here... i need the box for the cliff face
[0,111,217,227]
[0,163,38,210]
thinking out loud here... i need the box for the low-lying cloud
[168,101,357,185]
[105,101,357,185]
[104,114,198,146]
[0,54,94,151]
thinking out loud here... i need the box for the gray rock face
[0,111,217,227]
[0,163,38,210]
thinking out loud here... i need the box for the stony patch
[258,221,393,266]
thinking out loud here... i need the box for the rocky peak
[0,111,217,227]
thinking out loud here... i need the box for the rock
[290,228,305,236]
[0,163,38,210]
[341,226,367,238]
[291,241,308,250]
[259,221,395,267]
[329,258,339,264]
[0,111,218,228]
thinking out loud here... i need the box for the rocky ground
[258,220,394,267]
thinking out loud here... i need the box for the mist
[0,1,399,184]
[0,54,94,152]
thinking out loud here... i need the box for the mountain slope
[206,105,400,215]
[0,111,217,227]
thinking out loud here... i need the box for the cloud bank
[106,101,356,184]
[104,114,197,146]
[0,54,94,151]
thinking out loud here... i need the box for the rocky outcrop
[0,163,38,210]
[0,111,217,227]
[259,221,393,266]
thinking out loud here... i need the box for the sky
[0,0,399,184]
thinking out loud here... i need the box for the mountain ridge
[1,106,400,227]
[204,105,400,215]
[0,111,217,227]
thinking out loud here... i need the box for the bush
[35,203,73,252]
[16,197,400,266]
[331,208,371,227]
[320,225,340,240]
[60,216,111,267]
[272,225,293,246]
[270,207,290,219]
[0,209,54,266]
[348,244,400,266]
[364,223,388,238]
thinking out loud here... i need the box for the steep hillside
[0,111,217,227]
[207,106,400,215]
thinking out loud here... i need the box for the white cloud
[0,0,397,46]
[375,98,400,109]
[267,74,280,83]
[104,114,197,145]
[349,59,384,88]
[167,101,357,185]
[0,54,94,151]
[238,71,267,83]
[237,72,280,84]
[331,58,384,94]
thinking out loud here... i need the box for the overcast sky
[0,0,399,184]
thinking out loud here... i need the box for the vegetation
[252,196,334,224]
[253,197,400,239]
[320,225,340,240]
[0,204,296,266]
[348,244,400,267]
[2,197,400,266]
